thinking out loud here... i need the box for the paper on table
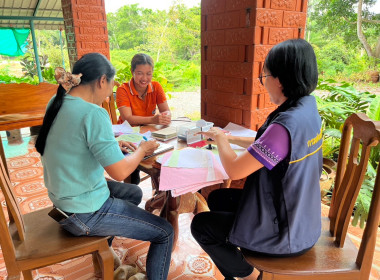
[224,122,257,138]
[159,152,228,196]
[223,122,257,150]
[163,148,209,168]
[171,179,224,197]
[112,121,133,136]
[116,131,152,144]
[206,151,216,181]
[206,145,244,164]
[159,167,227,194]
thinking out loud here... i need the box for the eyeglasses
[258,73,272,85]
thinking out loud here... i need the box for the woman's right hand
[139,140,159,156]
[199,127,227,141]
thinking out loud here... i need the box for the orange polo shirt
[116,79,167,123]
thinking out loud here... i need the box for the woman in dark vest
[191,39,323,280]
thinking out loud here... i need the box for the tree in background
[167,3,200,61]
[308,0,380,68]
[106,2,201,91]
[106,2,200,63]
[356,0,380,63]
[107,4,151,50]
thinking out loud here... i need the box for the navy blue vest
[228,95,323,254]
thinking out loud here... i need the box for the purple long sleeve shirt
[247,123,290,170]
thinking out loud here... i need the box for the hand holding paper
[198,127,228,141]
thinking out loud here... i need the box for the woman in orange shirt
[116,53,171,125]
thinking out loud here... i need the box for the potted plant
[367,58,379,83]
[368,69,379,83]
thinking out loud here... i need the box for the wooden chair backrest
[329,113,380,279]
[357,161,380,278]
[0,154,26,265]
[102,92,118,125]
[327,113,380,275]
[328,113,380,244]
[0,82,58,114]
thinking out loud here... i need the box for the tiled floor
[0,136,379,280]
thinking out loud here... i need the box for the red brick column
[201,0,308,130]
[61,0,110,69]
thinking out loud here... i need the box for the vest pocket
[264,193,279,234]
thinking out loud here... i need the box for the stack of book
[151,127,177,141]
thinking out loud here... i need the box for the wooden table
[138,125,227,249]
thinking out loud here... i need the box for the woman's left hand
[118,141,137,154]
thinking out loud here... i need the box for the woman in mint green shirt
[35,53,173,280]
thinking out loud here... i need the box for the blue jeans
[58,181,174,280]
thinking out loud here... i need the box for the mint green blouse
[42,95,124,213]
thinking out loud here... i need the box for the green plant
[20,54,49,78]
[314,79,376,160]
[315,79,375,128]
[42,67,56,83]
[0,74,38,84]
[352,162,377,228]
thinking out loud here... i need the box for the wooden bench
[0,82,58,131]
[0,82,58,175]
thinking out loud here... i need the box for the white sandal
[114,264,139,280]
[128,272,147,280]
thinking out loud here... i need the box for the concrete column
[61,0,110,69]
[201,0,308,130]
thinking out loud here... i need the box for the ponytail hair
[35,53,115,155]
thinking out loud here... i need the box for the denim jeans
[59,180,174,280]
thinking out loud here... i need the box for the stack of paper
[158,148,228,197]
[151,126,177,141]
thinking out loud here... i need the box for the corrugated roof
[0,0,64,30]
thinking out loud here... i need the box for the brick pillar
[61,0,110,69]
[201,0,308,130]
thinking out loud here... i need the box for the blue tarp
[0,28,30,57]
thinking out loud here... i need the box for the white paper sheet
[163,148,209,168]
[112,121,133,136]
[224,122,257,150]
[224,122,257,137]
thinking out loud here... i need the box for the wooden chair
[102,92,118,125]
[244,112,380,280]
[0,156,114,279]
